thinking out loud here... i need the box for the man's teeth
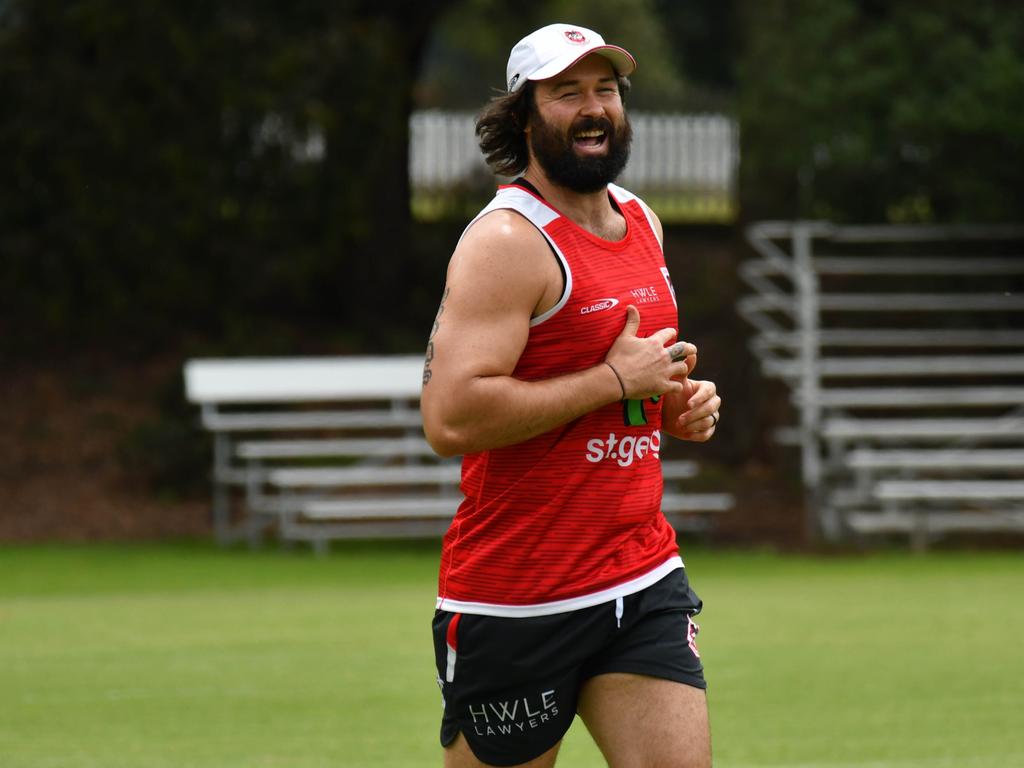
[574,129,605,139]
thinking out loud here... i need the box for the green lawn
[1,542,1022,767]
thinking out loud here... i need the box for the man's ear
[520,111,532,137]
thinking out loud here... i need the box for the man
[421,23,721,768]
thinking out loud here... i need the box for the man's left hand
[664,378,720,442]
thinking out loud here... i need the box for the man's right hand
[604,305,695,400]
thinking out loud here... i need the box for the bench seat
[803,386,1024,408]
[270,491,730,549]
[202,409,423,432]
[767,355,1024,379]
[661,492,734,512]
[281,518,454,545]
[822,417,1024,441]
[260,459,698,490]
[237,436,435,460]
[743,255,1024,277]
[753,328,1024,351]
[845,510,1024,534]
[845,448,1024,472]
[874,479,1024,502]
[739,293,1024,316]
[267,464,462,488]
[300,496,458,520]
[185,356,426,403]
[287,491,733,521]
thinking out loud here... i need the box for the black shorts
[431,568,704,766]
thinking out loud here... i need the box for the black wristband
[604,361,627,401]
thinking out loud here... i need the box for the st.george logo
[585,430,661,467]
[564,30,587,44]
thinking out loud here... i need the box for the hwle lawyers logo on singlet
[629,284,661,304]
[585,430,661,467]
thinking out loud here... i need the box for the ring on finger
[710,412,719,427]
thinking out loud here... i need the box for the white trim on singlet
[608,183,662,248]
[435,556,684,618]
[457,187,573,328]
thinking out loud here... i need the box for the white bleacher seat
[810,387,1024,408]
[873,479,1024,502]
[184,356,426,403]
[236,437,436,460]
[767,355,1024,378]
[267,464,463,488]
[844,510,1024,552]
[822,417,1024,442]
[845,448,1024,472]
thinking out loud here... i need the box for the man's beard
[528,111,632,193]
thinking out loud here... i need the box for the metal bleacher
[739,221,1024,549]
[184,355,732,552]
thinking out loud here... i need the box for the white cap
[505,23,636,93]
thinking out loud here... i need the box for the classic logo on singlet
[585,430,661,467]
[580,297,619,315]
[467,690,560,737]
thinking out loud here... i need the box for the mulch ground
[0,360,209,542]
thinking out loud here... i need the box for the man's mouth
[573,128,607,149]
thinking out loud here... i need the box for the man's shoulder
[458,191,554,253]
[450,209,556,284]
[607,182,647,208]
[608,183,663,245]
[462,206,544,244]
[472,185,562,229]
[447,204,561,315]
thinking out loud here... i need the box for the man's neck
[521,168,625,241]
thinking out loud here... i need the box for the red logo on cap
[564,30,587,45]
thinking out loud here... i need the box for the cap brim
[527,45,637,84]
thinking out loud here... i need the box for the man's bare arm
[421,211,692,458]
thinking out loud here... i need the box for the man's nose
[578,89,605,117]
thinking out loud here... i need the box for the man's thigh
[443,732,561,768]
[577,673,711,768]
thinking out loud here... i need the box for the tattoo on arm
[423,286,449,385]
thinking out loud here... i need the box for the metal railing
[740,222,1024,547]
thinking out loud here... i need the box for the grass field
[1,542,1022,768]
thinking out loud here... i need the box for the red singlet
[436,183,684,617]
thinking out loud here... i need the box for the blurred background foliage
[739,0,1024,223]
[1,0,1021,363]
[0,0,456,360]
[417,0,726,113]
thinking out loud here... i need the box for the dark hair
[475,83,536,178]
[475,75,631,178]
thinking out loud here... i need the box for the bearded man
[421,23,721,768]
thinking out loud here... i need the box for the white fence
[409,110,739,221]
